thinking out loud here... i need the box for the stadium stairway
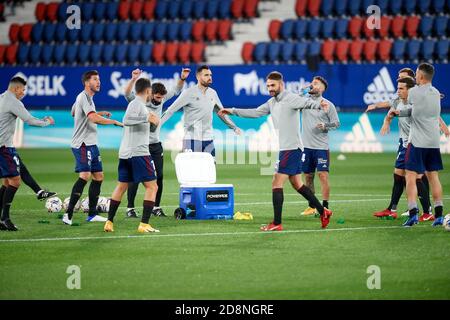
[0,0,40,44]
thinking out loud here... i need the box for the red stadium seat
[218,19,233,41]
[5,44,18,65]
[231,0,245,19]
[165,42,179,64]
[391,15,406,38]
[295,0,308,17]
[350,39,364,62]
[205,20,219,41]
[335,39,350,63]
[0,45,6,64]
[362,17,375,38]
[192,20,206,41]
[191,42,206,63]
[241,41,255,63]
[321,39,335,63]
[307,0,321,16]
[244,0,259,18]
[363,39,378,62]
[348,16,363,39]
[46,2,59,21]
[19,23,33,43]
[143,0,156,20]
[378,16,392,38]
[268,19,282,41]
[9,23,20,43]
[378,38,392,62]
[35,2,47,22]
[152,42,166,64]
[405,16,420,38]
[178,41,192,64]
[130,0,144,21]
[118,1,131,20]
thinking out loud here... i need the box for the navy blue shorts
[118,156,157,183]
[405,143,443,174]
[275,149,302,176]
[0,147,20,178]
[301,148,330,173]
[182,139,215,157]
[72,144,103,173]
[394,139,407,170]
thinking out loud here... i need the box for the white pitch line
[0,225,417,243]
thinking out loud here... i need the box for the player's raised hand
[131,68,142,81]
[320,100,329,112]
[388,110,399,118]
[365,104,377,113]
[218,108,233,116]
[181,68,191,80]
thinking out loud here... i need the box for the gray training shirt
[160,85,238,141]
[400,83,441,148]
[71,91,98,149]
[119,95,152,159]
[0,90,50,147]
[389,99,412,147]
[125,84,182,144]
[301,94,340,150]
[231,91,323,151]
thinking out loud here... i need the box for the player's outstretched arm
[365,101,392,112]
[214,104,241,135]
[124,68,142,102]
[88,112,122,126]
[166,68,191,101]
[380,115,393,136]
[227,102,270,118]
[159,91,188,127]
[12,101,54,127]
[97,111,112,118]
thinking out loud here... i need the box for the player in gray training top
[159,65,241,158]
[219,71,333,231]
[389,63,445,227]
[123,67,190,218]
[104,77,161,233]
[63,70,123,226]
[0,76,55,231]
[299,76,340,217]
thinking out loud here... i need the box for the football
[444,214,450,232]
[97,196,110,213]
[45,197,63,213]
[80,197,90,213]
[62,197,81,212]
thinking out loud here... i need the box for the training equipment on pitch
[62,197,81,212]
[45,197,63,213]
[443,214,450,231]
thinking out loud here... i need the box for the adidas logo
[340,114,383,152]
[440,126,450,154]
[363,67,397,105]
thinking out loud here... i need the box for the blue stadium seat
[376,0,389,13]
[43,23,57,43]
[168,0,181,20]
[280,42,294,62]
[435,15,448,37]
[206,0,219,19]
[422,39,436,60]
[432,0,445,12]
[154,22,167,41]
[29,44,41,65]
[114,44,127,63]
[404,0,417,14]
[406,39,421,62]
[41,44,53,64]
[94,2,106,21]
[53,45,65,64]
[322,18,336,38]
[418,0,431,14]
[140,44,153,63]
[180,0,193,19]
[267,42,281,62]
[104,22,117,42]
[155,0,169,20]
[218,0,231,18]
[65,44,78,64]
[437,38,449,61]
[91,23,105,42]
[129,22,143,42]
[78,44,90,64]
[82,2,95,21]
[335,18,349,39]
[57,2,69,22]
[308,40,321,56]
[348,0,361,15]
[17,44,29,64]
[392,39,406,61]
[116,22,130,41]
[294,42,308,62]
[253,42,268,63]
[308,18,321,39]
[55,23,66,42]
[179,21,192,41]
[335,0,347,16]
[127,44,140,63]
[193,0,207,19]
[66,27,80,43]
[294,19,307,39]
[106,1,119,21]
[31,23,44,43]
[167,22,180,41]
[142,22,155,41]
[419,15,434,37]
[102,44,115,64]
[389,0,402,14]
[280,19,295,40]
[79,22,93,43]
[320,0,334,16]
[90,44,102,64]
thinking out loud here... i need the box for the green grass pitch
[0,149,449,299]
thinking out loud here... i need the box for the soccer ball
[443,214,450,232]
[62,197,81,212]
[80,197,90,213]
[45,197,63,213]
[97,196,110,213]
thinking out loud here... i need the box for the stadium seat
[294,19,307,39]
[406,39,421,62]
[335,18,349,39]
[55,23,66,42]
[363,39,378,63]
[106,2,119,21]
[102,44,115,64]
[180,0,193,19]
[308,40,321,56]
[377,0,389,13]
[31,23,44,43]
[362,17,375,38]
[294,41,308,62]
[57,2,68,22]
[280,19,294,40]
[17,44,30,65]
[432,0,446,13]
[78,44,90,64]
[269,19,282,41]
[422,39,436,61]
[267,42,281,62]
[79,22,93,43]
[280,41,294,62]
[140,43,153,64]
[82,2,95,22]
[152,42,166,64]
[142,22,155,41]
[191,42,206,63]
[391,16,406,38]
[348,0,361,15]
[218,0,232,18]
[27,45,40,65]
[205,20,219,42]
[231,0,245,19]
[378,16,392,39]
[192,20,206,41]
[179,21,193,41]
[5,44,18,65]
[178,41,192,64]
[43,23,57,43]
[348,16,363,39]
[90,44,102,64]
[118,1,131,20]
[166,22,179,42]
[130,0,144,21]
[244,0,259,18]
[418,0,431,14]
[66,27,80,43]
[0,45,6,65]
[378,38,392,62]
[437,38,449,61]
[321,39,335,63]
[320,0,334,16]
[155,0,168,20]
[154,22,168,41]
[406,16,420,38]
[35,2,47,22]
[103,23,117,42]
[434,15,448,37]
[65,44,78,64]
[241,41,255,63]
[218,19,233,41]
[115,44,128,64]
[168,0,181,20]
[335,0,347,15]
[129,22,143,42]
[307,0,322,16]
[335,39,350,62]
[94,2,106,21]
[46,2,59,22]
[349,39,364,62]
[53,44,65,64]
[322,18,336,39]
[19,23,33,43]
[206,0,219,19]
[253,42,267,62]
[165,42,179,64]
[193,0,207,19]
[295,0,307,16]
[116,22,130,42]
[143,0,157,20]
[392,39,406,61]
[0,4,3,23]
[404,0,417,14]
[308,18,321,39]
[419,15,434,37]
[9,23,20,43]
